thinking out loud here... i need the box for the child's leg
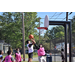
[28,54,29,62]
[29,58,32,62]
[38,56,40,62]
[38,56,42,62]
[28,53,33,62]
[42,57,46,62]
[0,59,1,62]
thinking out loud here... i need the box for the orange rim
[37,27,48,30]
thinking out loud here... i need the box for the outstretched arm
[30,39,40,50]
[34,44,40,50]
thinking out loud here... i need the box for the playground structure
[49,20,71,62]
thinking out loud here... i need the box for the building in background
[0,40,10,53]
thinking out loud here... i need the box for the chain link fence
[35,33,75,62]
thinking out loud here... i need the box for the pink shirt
[5,55,12,62]
[37,47,45,56]
[15,52,21,62]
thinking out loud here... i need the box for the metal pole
[39,18,40,44]
[64,25,67,62]
[69,22,72,62]
[66,12,68,21]
[22,12,25,61]
[64,12,68,62]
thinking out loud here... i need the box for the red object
[29,34,34,39]
[55,46,56,48]
[37,27,48,30]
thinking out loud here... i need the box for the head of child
[61,49,64,51]
[40,44,43,48]
[26,40,31,44]
[7,50,12,55]
[16,48,19,53]
[0,50,4,55]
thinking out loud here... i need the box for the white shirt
[27,44,34,53]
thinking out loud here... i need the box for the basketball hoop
[38,29,45,34]
[37,27,47,34]
[37,15,49,34]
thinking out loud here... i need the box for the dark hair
[40,44,42,45]
[7,50,12,55]
[26,40,30,44]
[0,50,2,54]
[16,48,19,51]
[39,44,43,47]
[61,49,64,51]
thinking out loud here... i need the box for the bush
[33,52,37,55]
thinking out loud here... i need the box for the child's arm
[31,39,36,45]
[2,58,5,62]
[34,44,40,50]
[11,57,15,62]
[15,53,18,62]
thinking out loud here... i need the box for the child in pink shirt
[3,50,14,62]
[15,48,22,62]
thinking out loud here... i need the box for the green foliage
[43,25,64,50]
[33,52,37,55]
[0,12,39,48]
[42,42,50,50]
[44,26,64,40]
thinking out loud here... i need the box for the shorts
[28,52,33,59]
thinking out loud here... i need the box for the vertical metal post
[66,12,68,62]
[22,12,25,61]
[53,39,56,62]
[39,18,40,44]
[69,22,72,62]
[66,12,68,21]
[64,25,67,62]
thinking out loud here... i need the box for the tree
[0,12,40,48]
[71,16,75,33]
[44,26,64,40]
[70,16,75,46]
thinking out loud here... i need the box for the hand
[31,39,36,43]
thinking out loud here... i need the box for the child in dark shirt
[0,50,4,62]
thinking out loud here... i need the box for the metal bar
[53,39,56,62]
[49,21,71,24]
[69,22,72,62]
[64,25,67,62]
[39,18,40,44]
[66,12,68,21]
[49,23,64,25]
